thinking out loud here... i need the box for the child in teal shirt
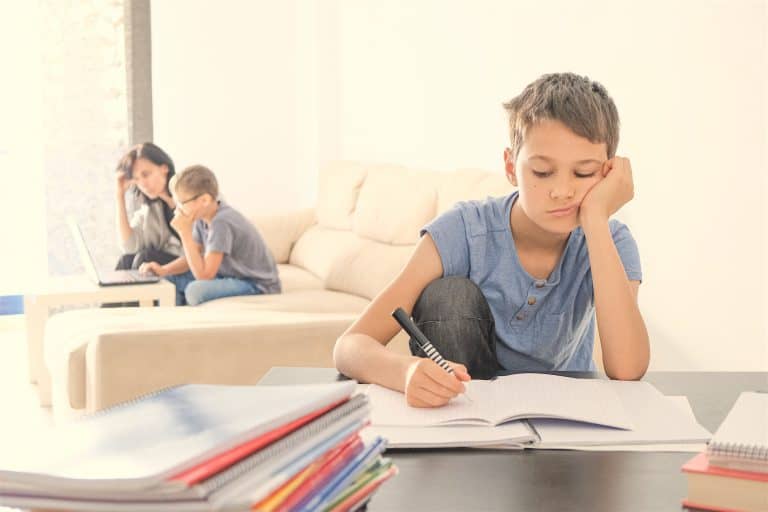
[334,72,649,408]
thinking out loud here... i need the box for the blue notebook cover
[0,381,356,491]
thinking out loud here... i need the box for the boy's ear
[504,148,518,187]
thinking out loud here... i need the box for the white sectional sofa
[42,162,512,413]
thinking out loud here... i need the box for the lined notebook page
[368,380,496,426]
[531,381,711,447]
[489,374,633,430]
[367,374,632,430]
[709,392,768,458]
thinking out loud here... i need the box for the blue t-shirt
[421,191,642,371]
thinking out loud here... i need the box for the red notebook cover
[682,453,768,482]
[171,397,348,485]
[680,499,746,512]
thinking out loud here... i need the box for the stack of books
[681,391,767,512]
[0,381,397,511]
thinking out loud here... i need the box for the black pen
[392,307,472,401]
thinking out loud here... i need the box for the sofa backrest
[288,161,512,299]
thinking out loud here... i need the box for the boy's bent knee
[184,281,211,306]
[413,276,490,322]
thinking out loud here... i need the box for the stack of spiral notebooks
[0,381,397,511]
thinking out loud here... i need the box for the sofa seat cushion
[200,288,369,312]
[276,264,324,292]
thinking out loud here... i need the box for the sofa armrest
[84,312,356,412]
[249,208,316,264]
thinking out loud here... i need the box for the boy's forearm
[334,333,414,392]
[582,216,649,380]
[161,256,189,275]
[179,231,207,279]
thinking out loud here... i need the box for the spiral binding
[198,393,370,494]
[77,384,183,421]
[707,441,768,462]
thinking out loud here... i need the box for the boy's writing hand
[404,357,471,408]
[138,261,166,276]
[170,208,194,233]
[579,156,634,224]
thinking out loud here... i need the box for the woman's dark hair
[116,142,175,201]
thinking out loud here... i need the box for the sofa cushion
[437,169,513,214]
[316,161,368,230]
[275,264,324,292]
[326,238,414,300]
[353,165,438,245]
[248,209,316,264]
[289,226,360,282]
[201,288,370,313]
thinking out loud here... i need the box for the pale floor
[0,315,54,512]
[0,315,54,432]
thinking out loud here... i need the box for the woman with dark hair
[114,142,182,270]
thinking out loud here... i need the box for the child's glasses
[180,193,203,205]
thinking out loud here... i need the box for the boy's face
[173,187,207,220]
[504,119,607,235]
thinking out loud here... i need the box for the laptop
[67,217,161,286]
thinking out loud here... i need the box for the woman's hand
[579,156,634,225]
[158,190,176,209]
[138,261,166,276]
[115,172,133,197]
[403,357,471,407]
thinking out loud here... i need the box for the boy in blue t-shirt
[334,72,649,408]
[139,164,280,305]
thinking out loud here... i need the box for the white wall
[152,0,767,370]
[0,2,47,293]
[151,0,314,214]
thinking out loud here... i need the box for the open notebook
[369,373,634,430]
[367,373,711,450]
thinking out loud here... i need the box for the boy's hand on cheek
[579,156,634,225]
[171,209,194,233]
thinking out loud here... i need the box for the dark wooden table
[258,368,768,512]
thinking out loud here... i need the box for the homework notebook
[0,381,356,491]
[0,397,372,511]
[367,373,634,430]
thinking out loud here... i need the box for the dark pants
[104,248,179,308]
[410,276,501,379]
[115,248,178,271]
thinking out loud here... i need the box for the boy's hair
[171,164,219,200]
[503,72,620,160]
